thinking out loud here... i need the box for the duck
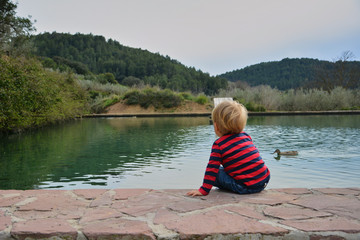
[273,149,298,156]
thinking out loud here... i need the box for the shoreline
[82,110,360,118]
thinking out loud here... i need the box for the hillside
[31,32,227,95]
[219,58,360,90]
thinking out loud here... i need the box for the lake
[1,115,360,190]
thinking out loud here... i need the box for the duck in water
[273,149,298,156]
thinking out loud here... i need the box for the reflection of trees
[0,117,209,189]
[106,117,207,156]
[0,120,105,189]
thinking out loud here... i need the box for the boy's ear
[214,122,221,135]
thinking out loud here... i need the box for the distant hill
[31,32,227,95]
[219,58,360,90]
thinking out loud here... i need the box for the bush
[122,76,143,87]
[77,79,128,95]
[158,89,182,108]
[76,78,127,114]
[123,88,182,109]
[123,89,142,105]
[0,56,88,132]
[179,92,194,101]
[195,94,208,105]
[97,73,117,84]
[244,102,266,112]
[90,94,121,113]
[104,95,121,108]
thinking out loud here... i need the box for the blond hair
[212,101,248,135]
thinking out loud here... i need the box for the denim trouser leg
[214,167,265,194]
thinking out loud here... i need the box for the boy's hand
[186,189,203,197]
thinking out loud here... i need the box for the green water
[1,115,360,190]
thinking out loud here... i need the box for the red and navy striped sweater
[199,132,270,195]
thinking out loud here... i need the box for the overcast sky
[16,0,360,76]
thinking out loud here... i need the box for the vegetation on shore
[0,56,88,132]
[217,84,360,112]
[77,78,210,114]
[1,0,359,134]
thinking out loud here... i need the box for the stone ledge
[0,188,359,239]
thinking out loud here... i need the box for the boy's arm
[198,142,222,196]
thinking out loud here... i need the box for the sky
[16,0,360,76]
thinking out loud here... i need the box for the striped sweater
[199,132,270,195]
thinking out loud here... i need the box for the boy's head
[212,101,248,136]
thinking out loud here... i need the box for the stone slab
[0,210,11,231]
[273,188,312,195]
[163,208,288,238]
[291,194,360,220]
[241,190,299,205]
[82,218,155,240]
[79,207,123,224]
[153,208,180,225]
[116,204,160,217]
[314,188,360,195]
[1,188,359,240]
[198,189,248,205]
[11,219,78,240]
[167,198,213,213]
[226,205,268,220]
[18,192,87,212]
[263,205,333,220]
[281,217,360,233]
[0,195,25,207]
[13,210,58,220]
[89,190,114,207]
[113,188,150,200]
[73,189,108,200]
[0,190,22,195]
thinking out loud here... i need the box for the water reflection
[1,115,359,190]
[0,117,213,189]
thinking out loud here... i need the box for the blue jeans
[213,167,267,194]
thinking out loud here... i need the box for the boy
[187,101,270,196]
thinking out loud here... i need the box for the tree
[97,73,117,84]
[315,51,360,92]
[333,51,359,89]
[0,0,35,55]
[121,76,143,87]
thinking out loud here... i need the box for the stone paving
[0,188,360,240]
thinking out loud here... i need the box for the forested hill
[219,58,360,90]
[218,58,325,90]
[31,32,227,95]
